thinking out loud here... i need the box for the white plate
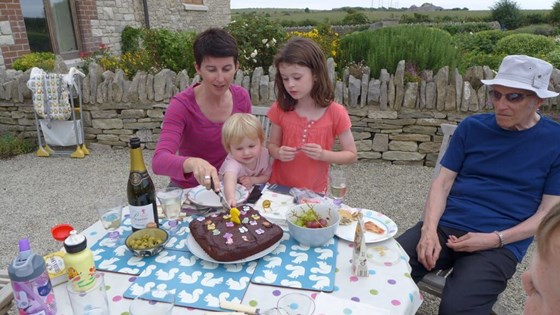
[335,208,398,243]
[253,190,296,230]
[186,234,281,264]
[187,184,249,208]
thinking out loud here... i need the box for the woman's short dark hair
[273,37,334,111]
[193,28,239,66]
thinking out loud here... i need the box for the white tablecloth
[53,190,422,315]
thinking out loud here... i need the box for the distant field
[232,8,549,24]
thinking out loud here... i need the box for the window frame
[181,0,208,11]
[43,0,82,59]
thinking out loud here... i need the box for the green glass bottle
[127,137,158,231]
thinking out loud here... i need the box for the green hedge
[338,25,458,77]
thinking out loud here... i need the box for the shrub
[523,13,549,26]
[457,51,505,72]
[453,30,510,54]
[0,133,36,159]
[495,33,557,57]
[288,24,339,60]
[437,22,496,35]
[491,0,523,30]
[544,47,560,69]
[121,25,146,54]
[513,24,558,36]
[400,13,432,24]
[119,50,161,78]
[12,52,55,71]
[342,12,369,25]
[143,29,196,74]
[338,25,459,77]
[549,0,560,25]
[79,44,114,75]
[226,13,287,72]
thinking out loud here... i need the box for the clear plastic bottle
[63,230,96,291]
[8,238,57,315]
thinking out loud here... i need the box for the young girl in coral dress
[267,37,357,193]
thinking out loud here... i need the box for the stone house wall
[1,59,559,166]
[0,0,30,71]
[0,0,230,69]
[89,0,231,55]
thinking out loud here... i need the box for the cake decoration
[230,208,241,224]
[189,206,284,261]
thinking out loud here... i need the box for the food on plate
[364,221,385,234]
[189,205,284,261]
[339,209,354,225]
[338,209,361,225]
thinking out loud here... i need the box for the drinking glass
[95,196,125,245]
[66,272,109,315]
[276,293,315,315]
[129,289,174,315]
[157,187,183,230]
[328,169,347,207]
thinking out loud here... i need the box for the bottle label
[11,271,57,315]
[130,172,143,185]
[129,203,156,229]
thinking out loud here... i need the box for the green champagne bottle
[127,137,158,231]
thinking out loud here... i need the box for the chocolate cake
[189,205,284,262]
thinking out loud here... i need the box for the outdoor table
[52,188,422,315]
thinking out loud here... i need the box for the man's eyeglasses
[490,90,535,103]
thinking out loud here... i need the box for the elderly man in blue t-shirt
[397,55,560,314]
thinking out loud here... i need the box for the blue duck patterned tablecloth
[251,233,338,292]
[90,217,191,275]
[91,214,339,311]
[123,249,257,311]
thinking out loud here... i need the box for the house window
[21,0,81,59]
[181,0,208,11]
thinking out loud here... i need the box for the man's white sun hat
[481,55,559,98]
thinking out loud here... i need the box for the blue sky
[230,0,556,11]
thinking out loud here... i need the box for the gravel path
[0,144,527,314]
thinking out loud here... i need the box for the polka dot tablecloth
[52,205,422,315]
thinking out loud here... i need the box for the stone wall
[1,59,559,166]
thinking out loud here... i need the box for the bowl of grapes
[287,203,340,247]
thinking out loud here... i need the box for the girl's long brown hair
[273,37,334,111]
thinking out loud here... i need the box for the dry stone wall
[1,58,559,166]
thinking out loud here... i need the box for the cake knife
[210,177,231,210]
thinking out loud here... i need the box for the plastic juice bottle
[8,238,57,315]
[63,230,96,291]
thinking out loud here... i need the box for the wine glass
[276,293,316,315]
[95,196,125,245]
[129,289,174,315]
[156,187,183,231]
[328,168,347,207]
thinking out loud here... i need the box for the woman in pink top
[267,37,357,193]
[152,28,252,189]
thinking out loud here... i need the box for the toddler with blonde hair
[219,113,272,206]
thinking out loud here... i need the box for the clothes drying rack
[27,67,89,158]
